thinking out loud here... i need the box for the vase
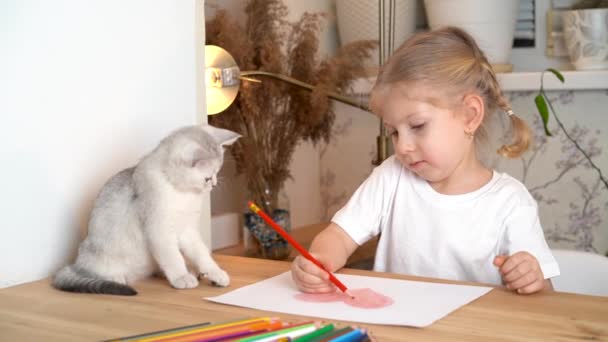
[424,0,520,67]
[336,0,418,70]
[562,9,608,71]
[243,184,292,260]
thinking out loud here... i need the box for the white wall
[0,0,207,288]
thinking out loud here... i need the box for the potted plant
[205,0,374,259]
[562,0,608,70]
[534,68,607,190]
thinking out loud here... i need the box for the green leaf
[535,94,552,136]
[546,68,565,83]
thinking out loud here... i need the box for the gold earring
[464,130,474,139]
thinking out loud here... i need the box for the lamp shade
[205,45,240,115]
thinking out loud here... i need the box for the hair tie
[506,109,514,116]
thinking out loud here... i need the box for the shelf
[350,70,608,95]
[498,70,608,91]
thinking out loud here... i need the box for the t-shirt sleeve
[331,159,394,246]
[501,204,560,279]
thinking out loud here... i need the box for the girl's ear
[462,93,485,132]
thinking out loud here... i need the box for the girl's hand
[493,252,546,294]
[291,254,335,294]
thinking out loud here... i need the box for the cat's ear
[201,124,241,147]
[175,142,205,168]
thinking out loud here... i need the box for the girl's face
[375,83,476,186]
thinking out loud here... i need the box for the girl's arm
[291,223,360,293]
[309,222,359,272]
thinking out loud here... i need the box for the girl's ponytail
[486,69,533,159]
[497,111,532,158]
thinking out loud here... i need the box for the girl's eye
[411,123,425,130]
[387,129,398,137]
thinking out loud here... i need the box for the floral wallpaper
[320,90,608,255]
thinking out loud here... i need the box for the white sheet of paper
[205,272,493,327]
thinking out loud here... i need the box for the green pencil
[309,326,353,342]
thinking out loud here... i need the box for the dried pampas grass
[207,0,375,211]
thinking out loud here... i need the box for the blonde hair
[371,27,531,158]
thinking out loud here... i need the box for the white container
[562,9,608,70]
[424,0,520,65]
[336,0,418,68]
[211,212,240,250]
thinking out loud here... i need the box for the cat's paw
[204,268,230,287]
[169,273,199,289]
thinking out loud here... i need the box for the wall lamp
[204,45,389,165]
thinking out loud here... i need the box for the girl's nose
[393,135,415,155]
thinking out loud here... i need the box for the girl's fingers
[296,255,330,280]
[493,255,508,267]
[516,279,544,295]
[498,252,527,275]
[291,254,339,294]
[291,266,334,293]
[506,271,538,291]
[299,282,336,293]
[496,252,545,295]
[292,256,332,288]
[292,265,325,286]
[502,260,533,283]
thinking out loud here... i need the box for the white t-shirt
[332,156,560,285]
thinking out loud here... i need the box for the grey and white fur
[53,124,240,295]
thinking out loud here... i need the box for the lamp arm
[240,70,372,113]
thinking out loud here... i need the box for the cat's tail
[52,265,137,296]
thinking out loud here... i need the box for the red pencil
[247,201,353,298]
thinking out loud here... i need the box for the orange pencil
[248,201,354,298]
[155,320,284,342]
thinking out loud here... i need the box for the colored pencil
[136,317,277,342]
[105,322,211,342]
[247,201,352,297]
[108,318,371,342]
[292,324,335,342]
[236,322,316,342]
[202,319,295,342]
[311,327,353,342]
[157,320,284,342]
[328,329,364,342]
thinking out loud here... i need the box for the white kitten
[53,125,240,295]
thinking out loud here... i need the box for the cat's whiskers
[216,175,226,185]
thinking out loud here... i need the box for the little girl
[292,27,560,295]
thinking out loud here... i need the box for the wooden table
[1,255,607,341]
